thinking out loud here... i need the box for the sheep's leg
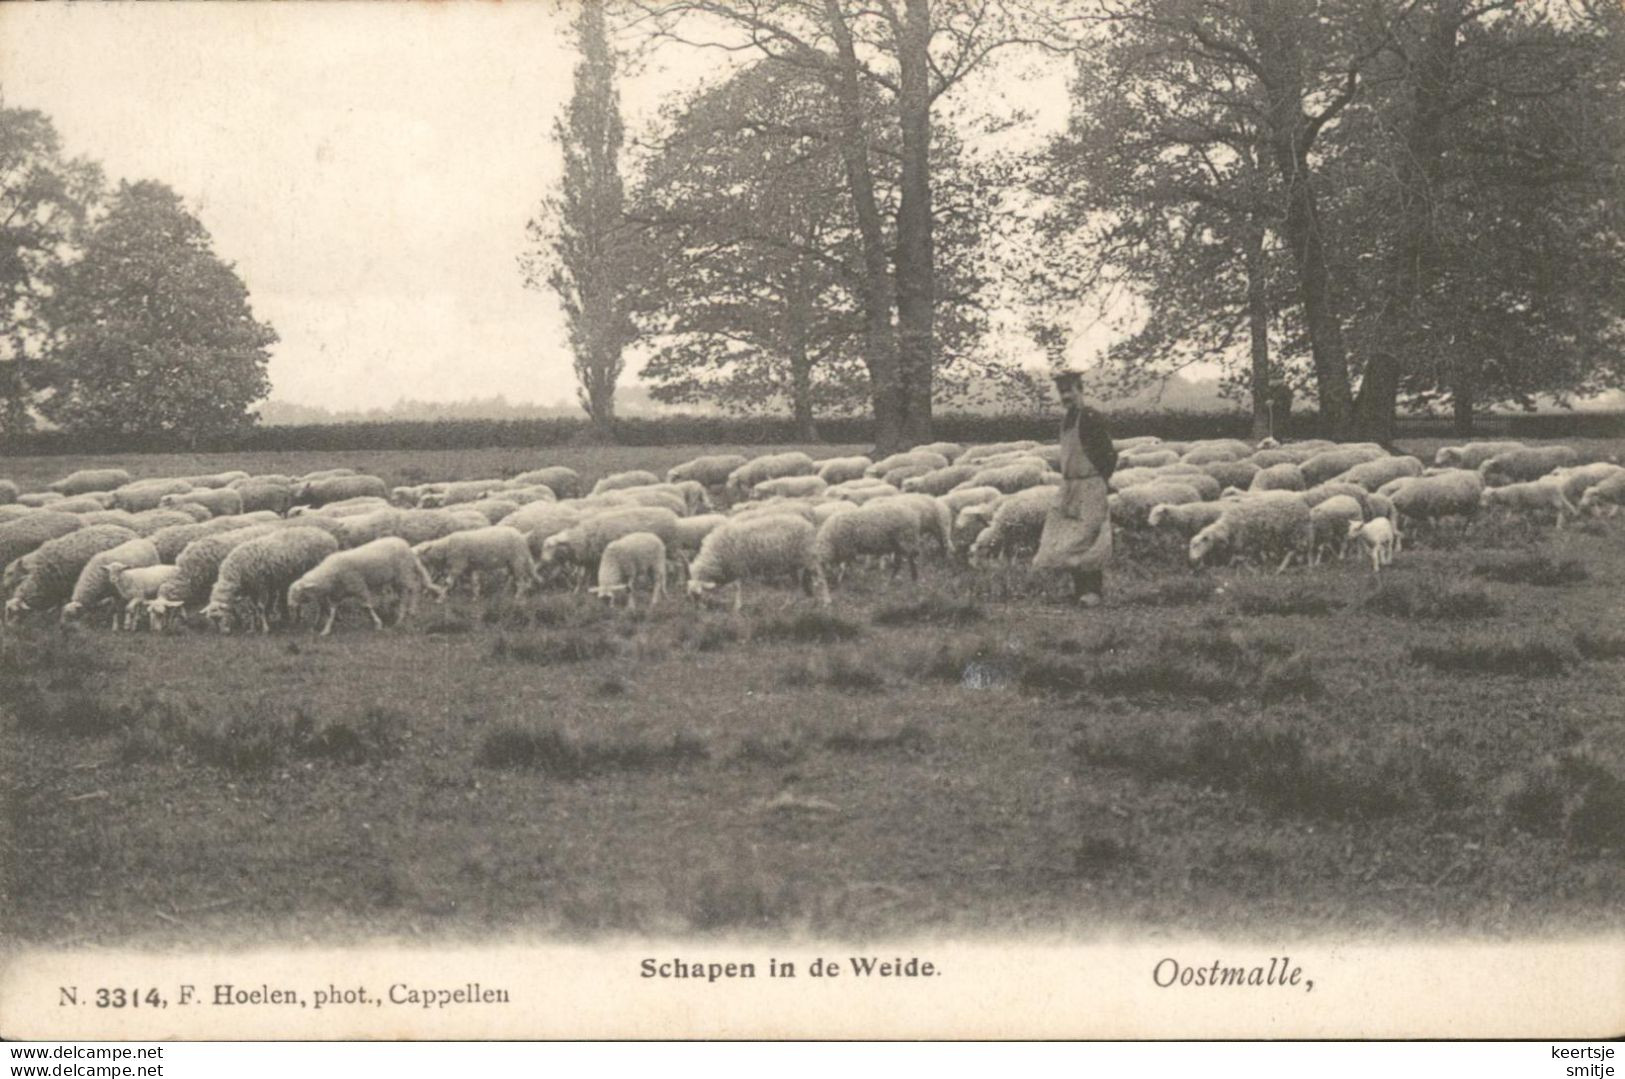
[1275,549,1296,575]
[320,602,339,636]
[907,552,918,582]
[360,588,384,630]
[732,580,744,613]
[650,569,665,606]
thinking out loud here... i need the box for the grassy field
[2,438,1623,948]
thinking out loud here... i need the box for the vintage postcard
[1,0,1621,1041]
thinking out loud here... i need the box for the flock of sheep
[0,434,1618,635]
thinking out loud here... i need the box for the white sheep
[1188,497,1314,572]
[876,492,953,555]
[955,440,1041,465]
[5,525,140,621]
[48,468,133,496]
[752,475,829,501]
[952,503,998,554]
[880,464,936,488]
[1579,472,1625,517]
[1302,482,1375,520]
[506,466,583,498]
[900,464,979,496]
[465,498,522,525]
[539,507,681,584]
[148,518,258,563]
[814,456,874,485]
[1308,495,1364,564]
[826,479,898,504]
[591,532,668,608]
[686,513,829,610]
[1199,459,1261,491]
[231,479,294,514]
[668,454,750,487]
[497,502,585,560]
[1389,470,1484,531]
[939,485,1002,516]
[1109,481,1203,529]
[413,526,541,598]
[1298,447,1386,486]
[724,452,817,499]
[1332,455,1424,491]
[1248,462,1308,493]
[332,508,405,548]
[104,563,181,630]
[1111,436,1163,453]
[1179,445,1244,466]
[1479,479,1579,528]
[1479,445,1580,486]
[1119,448,1182,470]
[968,485,1055,562]
[177,470,249,489]
[50,495,115,514]
[910,441,964,461]
[671,513,728,563]
[500,484,559,506]
[1433,441,1525,469]
[954,459,1049,494]
[111,478,194,512]
[160,487,244,518]
[866,450,950,480]
[292,474,389,508]
[590,470,662,497]
[729,498,820,525]
[202,527,341,634]
[288,537,444,634]
[298,468,359,483]
[416,479,509,507]
[145,524,284,626]
[1347,517,1400,573]
[1146,501,1229,539]
[61,537,161,626]
[1549,462,1625,505]
[0,511,83,570]
[16,492,64,508]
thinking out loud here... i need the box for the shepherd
[1032,369,1117,606]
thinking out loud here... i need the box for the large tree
[524,0,639,436]
[39,180,275,438]
[0,99,103,433]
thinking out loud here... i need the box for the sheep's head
[287,580,315,617]
[1188,525,1228,566]
[3,595,29,621]
[60,600,85,622]
[686,578,720,606]
[538,533,574,565]
[201,600,242,635]
[145,596,183,628]
[590,582,630,606]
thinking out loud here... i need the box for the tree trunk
[1244,222,1274,442]
[893,0,935,448]
[823,0,905,454]
[1452,367,1475,437]
[785,275,819,442]
[1247,0,1355,438]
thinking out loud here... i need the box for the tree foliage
[40,180,275,437]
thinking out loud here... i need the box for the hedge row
[0,410,1619,457]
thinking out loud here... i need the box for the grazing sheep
[879,464,936,488]
[18,492,66,508]
[413,526,541,598]
[1119,448,1181,470]
[1309,495,1365,564]
[51,496,116,514]
[879,492,953,554]
[753,475,829,501]
[105,563,180,630]
[298,468,359,483]
[1180,445,1244,466]
[815,456,873,485]
[1248,462,1308,493]
[687,513,829,610]
[1389,470,1484,530]
[671,513,727,559]
[730,498,820,525]
[148,518,259,563]
[0,513,86,572]
[499,484,559,506]
[1298,447,1386,486]
[1188,497,1314,572]
[62,538,160,626]
[1479,445,1581,486]
[416,479,509,508]
[668,454,750,487]
[288,537,443,634]
[968,485,1055,562]
[540,507,681,582]
[506,466,583,498]
[294,496,395,519]
[1243,449,1300,469]
[230,473,295,489]
[1366,492,1396,523]
[1198,460,1261,491]
[826,479,897,504]
[900,464,979,496]
[466,498,522,525]
[590,470,662,497]
[1333,455,1425,491]
[1434,441,1526,469]
[111,478,194,512]
[583,487,688,516]
[1157,469,1221,501]
[939,485,1002,516]
[866,450,951,480]
[180,470,250,489]
[952,503,998,555]
[910,441,964,461]
[955,440,1041,465]
[292,474,389,508]
[202,527,341,634]
[811,500,856,526]
[1347,517,1400,572]
[1579,473,1625,517]
[124,509,206,536]
[1479,480,1580,528]
[48,468,133,496]
[1302,482,1375,520]
[146,525,285,624]
[955,459,1049,495]
[497,503,584,560]
[230,479,294,514]
[591,532,668,608]
[724,452,818,499]
[1549,462,1625,504]
[5,525,141,621]
[0,504,37,523]
[161,487,244,518]
[325,508,403,549]
[1187,439,1254,460]
[1111,436,1162,453]
[1147,501,1230,539]
[1109,481,1203,529]
[1107,466,1169,492]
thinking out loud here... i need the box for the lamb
[753,475,829,501]
[879,492,953,554]
[1200,460,1261,491]
[202,527,341,634]
[668,454,750,487]
[506,466,583,498]
[815,456,874,485]
[968,485,1055,562]
[866,450,951,480]
[1479,445,1580,486]
[1389,470,1484,530]
[1479,480,1579,528]
[228,479,294,514]
[724,452,817,499]
[145,524,284,625]
[288,537,443,634]
[161,487,244,518]
[590,470,662,497]
[899,464,979,496]
[62,537,160,626]
[1298,447,1387,486]
[1579,473,1625,517]
[1147,501,1229,539]
[5,525,140,621]
[954,459,1049,495]
[1332,455,1425,491]
[180,470,250,489]
[413,526,541,598]
[1433,441,1526,469]
[104,563,180,630]
[1309,495,1365,564]
[416,479,508,507]
[939,485,1002,516]
[687,513,829,610]
[111,478,193,512]
[1347,517,1400,573]
[1109,481,1203,529]
[292,474,389,508]
[539,506,681,582]
[1188,497,1314,572]
[0,512,83,572]
[48,468,133,496]
[955,440,1041,465]
[590,532,668,608]
[1248,462,1308,493]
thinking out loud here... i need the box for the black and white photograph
[0,0,1621,1042]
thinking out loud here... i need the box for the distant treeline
[1,411,1620,458]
